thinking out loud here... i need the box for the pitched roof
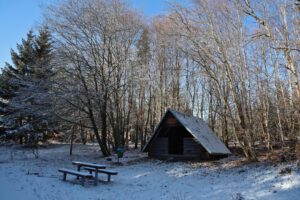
[143,109,231,155]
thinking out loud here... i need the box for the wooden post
[296,144,300,160]
[76,165,81,180]
[81,177,85,186]
[94,171,98,185]
[70,126,75,156]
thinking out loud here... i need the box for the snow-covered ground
[0,143,300,200]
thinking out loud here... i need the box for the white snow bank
[0,144,299,200]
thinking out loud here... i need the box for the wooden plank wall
[149,138,168,157]
[183,138,208,159]
[164,116,180,127]
[149,137,209,159]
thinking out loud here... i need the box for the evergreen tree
[0,31,36,143]
[10,31,35,75]
[0,27,55,145]
[137,28,151,65]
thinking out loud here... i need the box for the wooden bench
[84,167,118,182]
[72,161,107,185]
[58,168,93,186]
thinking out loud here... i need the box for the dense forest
[1,0,300,160]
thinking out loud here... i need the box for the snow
[1,143,300,200]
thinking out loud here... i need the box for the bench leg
[77,166,81,180]
[81,177,85,186]
[107,174,111,182]
[63,173,67,181]
[94,171,98,185]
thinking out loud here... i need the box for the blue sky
[0,0,176,68]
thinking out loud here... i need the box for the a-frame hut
[143,109,231,160]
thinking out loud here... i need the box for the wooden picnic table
[72,161,106,185]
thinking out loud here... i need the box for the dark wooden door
[168,129,183,155]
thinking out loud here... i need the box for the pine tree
[0,28,55,145]
[33,27,53,79]
[0,31,36,143]
[10,31,35,75]
[27,27,55,141]
[137,28,151,65]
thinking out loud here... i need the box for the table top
[72,161,106,169]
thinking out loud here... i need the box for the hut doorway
[168,129,183,155]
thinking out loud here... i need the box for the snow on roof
[143,109,231,155]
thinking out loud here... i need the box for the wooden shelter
[143,109,231,160]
